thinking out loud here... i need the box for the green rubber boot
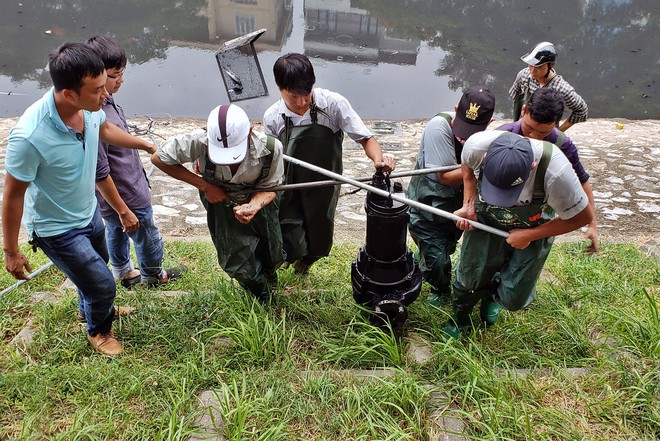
[294,256,316,275]
[480,297,503,327]
[480,278,502,327]
[441,321,461,340]
[425,289,451,308]
[441,303,475,341]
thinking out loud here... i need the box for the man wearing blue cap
[443,130,593,339]
[500,88,598,254]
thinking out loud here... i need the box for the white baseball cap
[206,104,250,165]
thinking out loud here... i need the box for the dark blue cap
[481,132,534,207]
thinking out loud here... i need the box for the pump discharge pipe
[0,261,55,297]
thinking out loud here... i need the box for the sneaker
[146,265,188,287]
[77,305,136,323]
[87,331,123,356]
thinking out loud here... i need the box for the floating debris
[222,67,243,92]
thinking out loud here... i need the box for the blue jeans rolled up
[102,205,165,285]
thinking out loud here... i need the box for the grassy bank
[1,241,658,440]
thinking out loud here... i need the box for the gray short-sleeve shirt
[462,130,588,220]
[416,112,457,182]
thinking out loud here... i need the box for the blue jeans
[102,205,164,285]
[32,208,116,335]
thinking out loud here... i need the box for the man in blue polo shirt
[2,43,156,356]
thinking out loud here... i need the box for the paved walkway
[1,117,659,246]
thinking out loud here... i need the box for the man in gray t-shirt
[444,130,593,340]
[407,86,495,307]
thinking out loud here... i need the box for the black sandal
[120,273,142,289]
[146,265,187,287]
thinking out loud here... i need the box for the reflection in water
[206,0,292,48]
[305,0,419,65]
[0,0,657,119]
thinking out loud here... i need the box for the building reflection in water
[304,0,419,66]
[205,0,293,49]
[203,0,419,65]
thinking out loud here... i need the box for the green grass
[1,241,658,440]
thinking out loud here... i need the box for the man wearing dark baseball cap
[408,86,494,307]
[479,132,534,207]
[443,130,593,340]
[452,86,496,140]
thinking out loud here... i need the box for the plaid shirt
[509,68,588,123]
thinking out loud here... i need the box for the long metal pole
[229,164,460,195]
[283,154,509,238]
[0,261,55,297]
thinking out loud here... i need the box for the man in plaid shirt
[509,41,588,132]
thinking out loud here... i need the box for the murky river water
[0,0,657,121]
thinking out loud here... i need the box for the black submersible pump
[351,171,422,327]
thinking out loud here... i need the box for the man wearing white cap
[509,41,588,132]
[443,130,593,339]
[151,104,285,302]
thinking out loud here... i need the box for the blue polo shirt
[5,88,106,237]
